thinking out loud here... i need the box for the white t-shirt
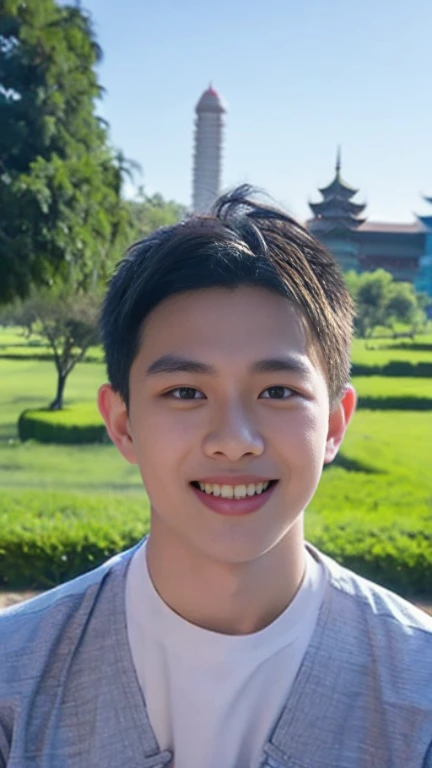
[125,540,326,768]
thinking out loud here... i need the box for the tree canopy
[345,269,427,338]
[125,191,187,241]
[0,0,130,302]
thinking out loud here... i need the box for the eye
[260,386,295,400]
[166,387,205,400]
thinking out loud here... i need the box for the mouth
[190,479,278,499]
[190,479,279,516]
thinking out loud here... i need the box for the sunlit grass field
[1,336,430,493]
[353,375,432,400]
[1,326,431,594]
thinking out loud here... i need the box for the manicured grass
[353,375,432,400]
[0,358,105,440]
[0,357,430,492]
[0,357,140,490]
[353,376,432,397]
[351,334,432,366]
[1,475,430,593]
[0,327,431,595]
[329,409,431,479]
[2,326,432,366]
[0,326,103,362]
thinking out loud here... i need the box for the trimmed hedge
[18,404,108,444]
[351,361,432,377]
[0,490,148,588]
[0,489,430,597]
[356,396,432,411]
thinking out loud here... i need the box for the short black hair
[100,185,355,408]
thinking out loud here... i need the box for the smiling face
[99,285,355,565]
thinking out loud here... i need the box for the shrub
[0,489,430,597]
[18,404,108,444]
[351,361,432,377]
[356,396,432,411]
[0,490,149,588]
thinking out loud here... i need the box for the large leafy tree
[0,0,130,302]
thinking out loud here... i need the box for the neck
[145,517,306,635]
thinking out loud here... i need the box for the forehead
[139,286,322,371]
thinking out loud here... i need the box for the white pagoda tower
[192,85,226,213]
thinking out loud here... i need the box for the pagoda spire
[308,154,366,235]
[336,145,341,177]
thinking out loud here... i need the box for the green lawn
[0,357,140,490]
[0,327,431,595]
[353,375,432,399]
[0,327,103,362]
[2,326,432,366]
[351,334,432,366]
[0,348,431,493]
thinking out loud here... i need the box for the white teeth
[196,481,271,498]
[234,485,247,499]
[221,485,234,498]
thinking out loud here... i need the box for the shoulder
[316,544,432,631]
[0,544,137,698]
[309,543,432,703]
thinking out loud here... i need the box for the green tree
[345,269,427,339]
[126,190,187,240]
[345,269,392,338]
[13,289,100,410]
[0,0,130,302]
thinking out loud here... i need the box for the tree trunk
[50,371,67,410]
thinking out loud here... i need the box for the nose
[202,401,265,461]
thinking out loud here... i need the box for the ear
[98,383,137,465]
[324,384,357,465]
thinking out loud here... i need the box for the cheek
[130,405,197,485]
[271,409,329,494]
[273,404,327,454]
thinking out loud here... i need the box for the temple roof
[415,194,432,231]
[310,217,367,236]
[416,216,432,231]
[318,147,359,199]
[318,174,359,199]
[308,149,366,233]
[309,198,366,218]
[358,221,424,234]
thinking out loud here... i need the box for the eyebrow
[145,354,312,378]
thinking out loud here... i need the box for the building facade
[308,152,432,295]
[188,89,432,296]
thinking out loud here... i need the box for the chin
[190,527,286,566]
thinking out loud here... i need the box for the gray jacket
[0,541,431,767]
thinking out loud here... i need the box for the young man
[0,187,431,767]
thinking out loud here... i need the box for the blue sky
[82,0,431,223]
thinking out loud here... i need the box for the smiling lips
[191,476,278,516]
[196,480,271,498]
